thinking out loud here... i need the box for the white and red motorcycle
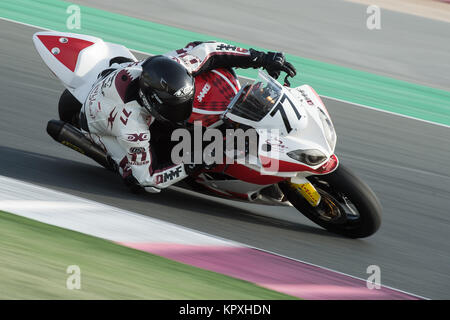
[33,31,382,238]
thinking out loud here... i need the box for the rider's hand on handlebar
[261,51,297,79]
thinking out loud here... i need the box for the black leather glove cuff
[249,48,267,68]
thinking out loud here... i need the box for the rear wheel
[279,164,382,238]
[58,89,82,126]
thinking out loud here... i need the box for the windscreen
[228,71,282,122]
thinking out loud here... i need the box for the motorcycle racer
[68,41,296,193]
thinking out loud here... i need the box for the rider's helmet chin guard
[138,55,194,125]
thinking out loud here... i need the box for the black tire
[58,89,82,125]
[279,164,382,238]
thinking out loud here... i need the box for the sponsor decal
[216,44,248,53]
[128,151,148,166]
[87,83,100,109]
[155,166,183,185]
[101,71,116,95]
[265,138,287,151]
[197,83,211,102]
[175,48,187,55]
[293,182,321,207]
[126,133,149,142]
[175,84,194,98]
[129,160,150,166]
[297,89,314,106]
[130,147,145,154]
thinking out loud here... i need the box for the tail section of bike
[33,31,137,103]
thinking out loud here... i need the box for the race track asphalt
[0,19,449,299]
[72,0,450,90]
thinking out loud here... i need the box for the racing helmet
[138,55,194,124]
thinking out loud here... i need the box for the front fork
[289,176,321,207]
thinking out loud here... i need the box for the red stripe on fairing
[205,163,287,185]
[259,154,339,174]
[118,242,422,300]
[308,85,331,117]
[224,163,287,185]
[37,35,94,72]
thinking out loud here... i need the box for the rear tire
[58,89,82,126]
[280,164,382,238]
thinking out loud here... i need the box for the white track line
[1,16,449,129]
[0,175,428,299]
[0,176,238,245]
[0,16,52,31]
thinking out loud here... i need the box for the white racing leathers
[164,41,252,75]
[83,41,255,192]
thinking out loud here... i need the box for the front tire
[280,164,382,238]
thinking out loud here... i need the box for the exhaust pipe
[46,119,115,171]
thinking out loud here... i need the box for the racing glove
[250,49,297,79]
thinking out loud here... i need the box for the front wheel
[279,164,382,238]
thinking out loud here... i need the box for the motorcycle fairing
[33,31,137,103]
[224,71,338,175]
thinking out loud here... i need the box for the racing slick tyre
[58,89,82,126]
[279,164,382,238]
